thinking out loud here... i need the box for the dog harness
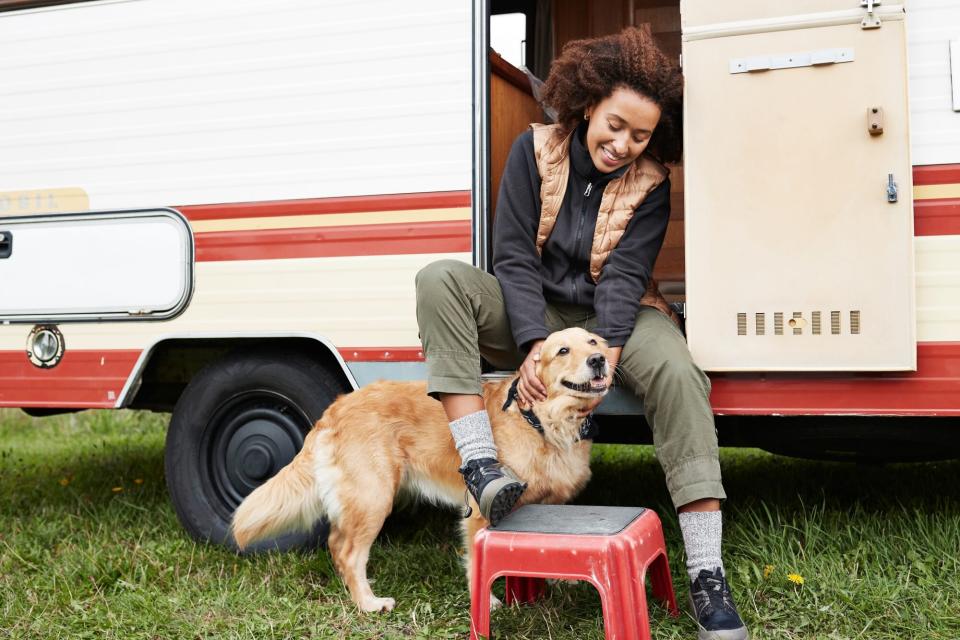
[502,378,599,442]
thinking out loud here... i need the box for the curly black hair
[540,27,683,164]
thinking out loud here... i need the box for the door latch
[887,174,898,203]
[861,0,882,29]
[0,231,11,259]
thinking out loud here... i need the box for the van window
[491,12,527,69]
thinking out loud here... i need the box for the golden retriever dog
[231,327,611,613]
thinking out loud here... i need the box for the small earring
[584,113,589,120]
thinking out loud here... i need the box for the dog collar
[502,378,599,441]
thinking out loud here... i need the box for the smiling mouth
[601,146,624,164]
[562,376,608,394]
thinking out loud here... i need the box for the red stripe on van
[0,350,140,409]
[914,198,960,236]
[179,191,472,222]
[194,219,471,262]
[912,165,960,236]
[340,348,424,362]
[3,342,960,413]
[709,342,960,416]
[913,164,960,186]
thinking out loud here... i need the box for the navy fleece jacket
[492,124,671,349]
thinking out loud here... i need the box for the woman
[416,28,749,640]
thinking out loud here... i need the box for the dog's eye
[557,347,569,356]
[588,339,597,346]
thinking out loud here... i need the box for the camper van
[1,0,958,547]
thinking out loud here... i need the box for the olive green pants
[415,259,725,509]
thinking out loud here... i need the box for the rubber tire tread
[164,348,347,552]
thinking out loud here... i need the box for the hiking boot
[458,458,526,526]
[689,568,750,640]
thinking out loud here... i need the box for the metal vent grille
[735,310,862,336]
[850,310,861,334]
[792,311,803,335]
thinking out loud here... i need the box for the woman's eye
[558,347,569,356]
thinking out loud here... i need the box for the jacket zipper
[573,181,593,302]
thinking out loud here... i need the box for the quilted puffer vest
[529,123,678,324]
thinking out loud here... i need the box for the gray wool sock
[449,410,498,465]
[678,510,724,583]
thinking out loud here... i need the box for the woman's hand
[517,339,547,407]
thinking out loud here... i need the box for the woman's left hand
[517,340,547,407]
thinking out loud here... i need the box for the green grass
[1,408,959,639]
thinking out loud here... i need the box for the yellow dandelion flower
[134,478,144,485]
[112,486,123,493]
[763,564,774,578]
[59,478,70,487]
[787,573,805,585]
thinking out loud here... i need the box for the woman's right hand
[517,339,547,407]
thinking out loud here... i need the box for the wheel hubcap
[204,391,311,515]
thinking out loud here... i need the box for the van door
[681,0,915,371]
[0,208,193,323]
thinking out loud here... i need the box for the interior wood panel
[490,50,544,216]
[588,0,630,40]
[554,0,589,52]
[654,219,684,285]
[497,1,686,288]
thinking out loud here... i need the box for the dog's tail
[231,427,333,550]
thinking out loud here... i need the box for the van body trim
[115,331,360,408]
[472,0,490,271]
[683,5,904,42]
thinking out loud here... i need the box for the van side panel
[0,0,471,208]
[0,1,473,408]
[909,2,960,345]
[907,0,960,166]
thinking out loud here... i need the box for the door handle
[887,174,898,203]
[0,231,11,259]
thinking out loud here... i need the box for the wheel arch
[119,333,357,412]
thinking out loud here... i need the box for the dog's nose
[587,353,605,371]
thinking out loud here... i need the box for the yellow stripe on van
[0,188,89,216]
[914,183,960,200]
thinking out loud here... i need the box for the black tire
[164,348,347,552]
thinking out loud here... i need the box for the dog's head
[538,327,611,399]
[532,328,611,448]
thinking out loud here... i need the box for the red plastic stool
[470,505,679,640]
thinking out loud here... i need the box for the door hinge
[861,0,882,29]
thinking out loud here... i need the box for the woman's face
[584,87,661,173]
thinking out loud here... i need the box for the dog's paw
[490,593,503,611]
[359,596,396,613]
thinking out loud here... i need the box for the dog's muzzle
[562,353,608,393]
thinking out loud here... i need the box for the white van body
[1,0,958,545]
[0,0,473,408]
[3,0,959,415]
